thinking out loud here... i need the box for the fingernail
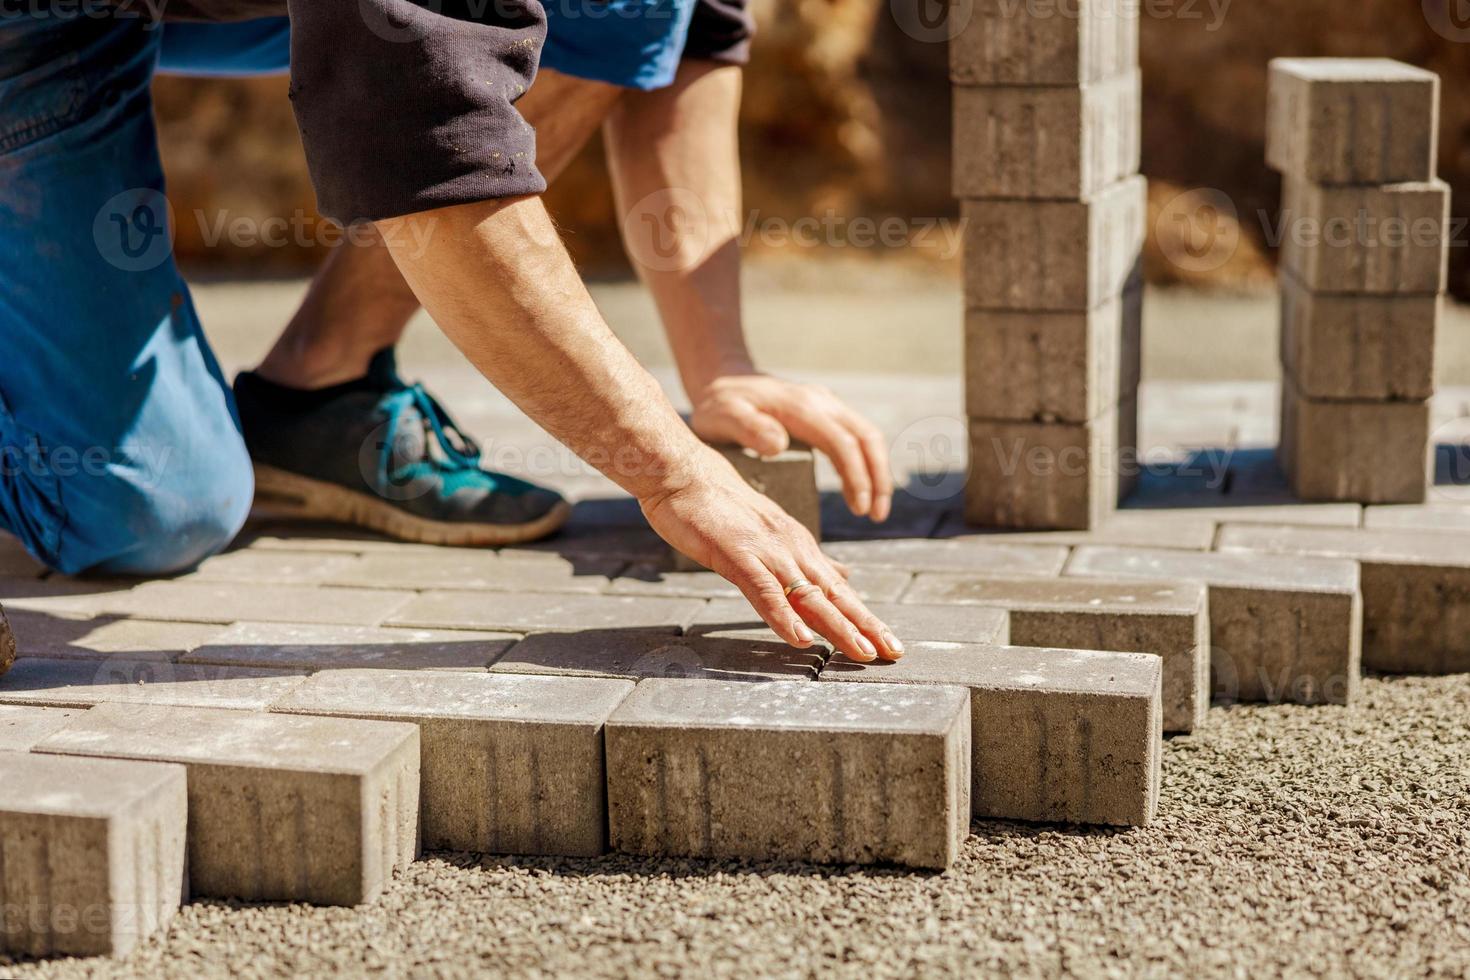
[882,630,905,656]
[856,634,878,659]
[856,492,871,514]
[795,623,815,645]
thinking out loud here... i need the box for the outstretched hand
[688,374,894,522]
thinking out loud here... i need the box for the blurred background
[164,0,1470,387]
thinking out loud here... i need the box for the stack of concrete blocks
[952,0,1146,529]
[1267,59,1448,503]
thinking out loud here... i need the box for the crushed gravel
[9,673,1470,979]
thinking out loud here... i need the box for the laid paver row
[2,643,1164,955]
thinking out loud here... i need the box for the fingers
[764,551,884,664]
[844,410,894,524]
[699,394,791,457]
[727,556,818,650]
[783,407,874,518]
[821,576,904,662]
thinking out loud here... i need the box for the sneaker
[234,350,570,547]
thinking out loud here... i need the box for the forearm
[606,60,754,398]
[377,196,709,501]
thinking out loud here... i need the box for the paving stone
[491,629,826,682]
[953,71,1140,200]
[1267,58,1439,185]
[935,510,1218,551]
[822,642,1159,826]
[608,563,912,603]
[962,175,1147,311]
[387,591,704,635]
[1279,273,1437,401]
[90,581,417,627]
[1279,176,1450,296]
[186,549,358,585]
[903,575,1208,732]
[688,597,1008,648]
[4,611,225,663]
[605,679,970,870]
[1363,504,1470,532]
[966,283,1142,424]
[37,702,420,906]
[966,401,1137,530]
[0,752,187,959]
[0,703,83,751]
[1066,546,1362,705]
[1280,379,1430,504]
[272,669,630,857]
[720,443,821,539]
[182,623,517,672]
[324,551,622,594]
[0,602,12,677]
[0,658,308,711]
[950,0,1136,85]
[822,537,1067,575]
[1217,523,1470,674]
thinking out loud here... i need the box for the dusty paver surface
[7,673,1467,979]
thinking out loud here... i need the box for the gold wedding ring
[783,578,814,599]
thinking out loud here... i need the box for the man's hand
[689,374,895,522]
[642,451,903,663]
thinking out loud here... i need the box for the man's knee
[54,436,255,576]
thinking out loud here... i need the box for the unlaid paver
[822,537,1067,576]
[1066,546,1362,704]
[182,622,517,672]
[1267,58,1439,185]
[325,551,621,594]
[91,581,416,627]
[1279,176,1450,296]
[903,574,1208,732]
[0,657,307,710]
[605,679,970,870]
[719,443,821,539]
[1280,379,1430,504]
[953,71,1140,200]
[3,611,225,663]
[822,642,1160,826]
[0,753,187,959]
[273,669,631,856]
[1217,523,1470,673]
[387,592,703,635]
[492,629,826,682]
[966,284,1142,424]
[966,402,1136,529]
[37,702,420,906]
[962,175,1146,311]
[0,703,83,751]
[1279,275,1438,401]
[950,0,1136,86]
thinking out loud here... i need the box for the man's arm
[604,60,896,522]
[377,197,903,663]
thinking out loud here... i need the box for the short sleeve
[681,0,754,65]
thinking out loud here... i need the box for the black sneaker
[234,350,569,546]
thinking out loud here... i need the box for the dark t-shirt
[154,0,753,224]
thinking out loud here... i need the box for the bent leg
[0,15,252,574]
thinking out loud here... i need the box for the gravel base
[9,674,1470,979]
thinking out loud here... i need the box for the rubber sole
[250,463,572,547]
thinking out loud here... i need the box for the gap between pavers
[0,752,188,960]
[1066,545,1362,706]
[902,574,1208,733]
[822,641,1161,828]
[271,669,632,857]
[604,679,970,871]
[1216,523,1470,674]
[35,702,420,907]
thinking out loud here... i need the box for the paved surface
[10,674,1468,979]
[5,273,1470,977]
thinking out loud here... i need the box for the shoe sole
[250,463,572,547]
